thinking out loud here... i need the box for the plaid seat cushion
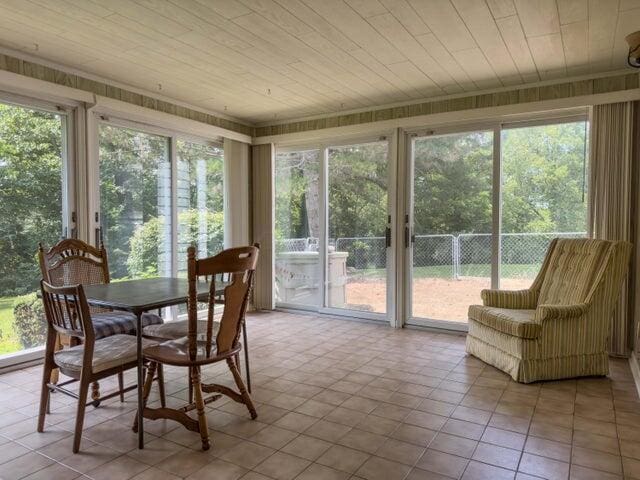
[55,334,158,373]
[92,311,163,339]
[142,319,218,341]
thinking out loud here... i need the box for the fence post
[453,235,460,280]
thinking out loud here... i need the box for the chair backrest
[40,280,94,343]
[536,238,629,306]
[39,239,110,286]
[187,245,259,358]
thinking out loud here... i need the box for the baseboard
[629,351,640,399]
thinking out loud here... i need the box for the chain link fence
[277,232,586,279]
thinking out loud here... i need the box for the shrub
[13,293,47,348]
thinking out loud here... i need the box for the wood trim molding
[255,72,640,138]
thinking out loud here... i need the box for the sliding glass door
[409,131,493,324]
[406,118,588,328]
[0,100,71,359]
[274,139,392,320]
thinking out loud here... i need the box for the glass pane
[500,121,588,288]
[176,140,224,276]
[328,141,388,314]
[99,125,171,281]
[274,149,322,307]
[412,131,493,322]
[0,102,64,357]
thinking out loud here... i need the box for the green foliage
[0,103,63,296]
[12,293,46,349]
[127,209,223,278]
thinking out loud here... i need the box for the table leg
[136,311,144,449]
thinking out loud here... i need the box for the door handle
[385,226,391,248]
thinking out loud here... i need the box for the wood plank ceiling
[0,0,637,124]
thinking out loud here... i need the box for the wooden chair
[135,245,259,450]
[142,243,260,396]
[38,239,165,406]
[38,281,160,453]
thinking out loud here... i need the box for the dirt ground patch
[345,276,532,321]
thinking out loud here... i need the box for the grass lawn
[0,296,23,355]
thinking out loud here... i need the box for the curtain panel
[589,101,639,357]
[251,143,275,310]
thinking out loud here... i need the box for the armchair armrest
[535,303,589,323]
[481,289,538,309]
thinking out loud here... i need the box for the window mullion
[491,126,502,290]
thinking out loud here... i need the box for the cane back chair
[38,281,159,452]
[136,245,259,450]
[38,239,165,406]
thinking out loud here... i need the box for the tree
[0,103,63,296]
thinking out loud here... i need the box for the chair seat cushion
[468,305,540,339]
[142,319,218,341]
[54,335,157,373]
[92,311,163,339]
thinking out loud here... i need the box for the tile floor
[0,311,639,480]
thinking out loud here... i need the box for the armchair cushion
[468,305,539,339]
[481,289,538,309]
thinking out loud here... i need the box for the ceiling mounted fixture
[626,31,640,68]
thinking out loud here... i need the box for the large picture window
[0,101,68,358]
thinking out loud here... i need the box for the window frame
[404,113,590,330]
[0,92,76,368]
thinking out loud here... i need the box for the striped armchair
[466,238,632,383]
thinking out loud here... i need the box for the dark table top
[83,277,221,313]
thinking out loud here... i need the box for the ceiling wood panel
[0,0,633,123]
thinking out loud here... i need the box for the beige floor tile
[273,412,318,433]
[417,398,456,417]
[440,418,485,440]
[294,400,335,418]
[429,432,478,458]
[472,442,521,470]
[376,438,425,466]
[481,427,526,450]
[281,435,332,461]
[337,428,386,454]
[571,446,622,475]
[356,456,411,480]
[125,438,188,466]
[303,420,351,443]
[518,452,569,480]
[0,451,54,479]
[524,436,571,462]
[295,463,349,480]
[154,450,213,477]
[572,430,619,455]
[324,406,367,427]
[391,423,437,446]
[569,464,622,480]
[185,458,247,480]
[462,460,515,480]
[405,410,448,430]
[416,449,468,478]
[488,414,530,434]
[355,414,399,435]
[316,445,370,473]
[217,440,276,470]
[622,456,640,479]
[21,462,82,480]
[129,466,181,480]
[406,466,457,479]
[254,451,310,480]
[340,396,379,414]
[528,421,572,444]
[58,443,121,473]
[249,425,298,449]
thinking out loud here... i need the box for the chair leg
[118,372,125,402]
[91,381,100,407]
[190,366,210,451]
[38,360,54,433]
[133,362,157,433]
[242,323,251,393]
[73,374,90,453]
[227,357,257,420]
[188,366,194,404]
[157,364,166,408]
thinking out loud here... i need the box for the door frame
[274,132,397,325]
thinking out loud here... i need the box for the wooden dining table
[82,277,220,449]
